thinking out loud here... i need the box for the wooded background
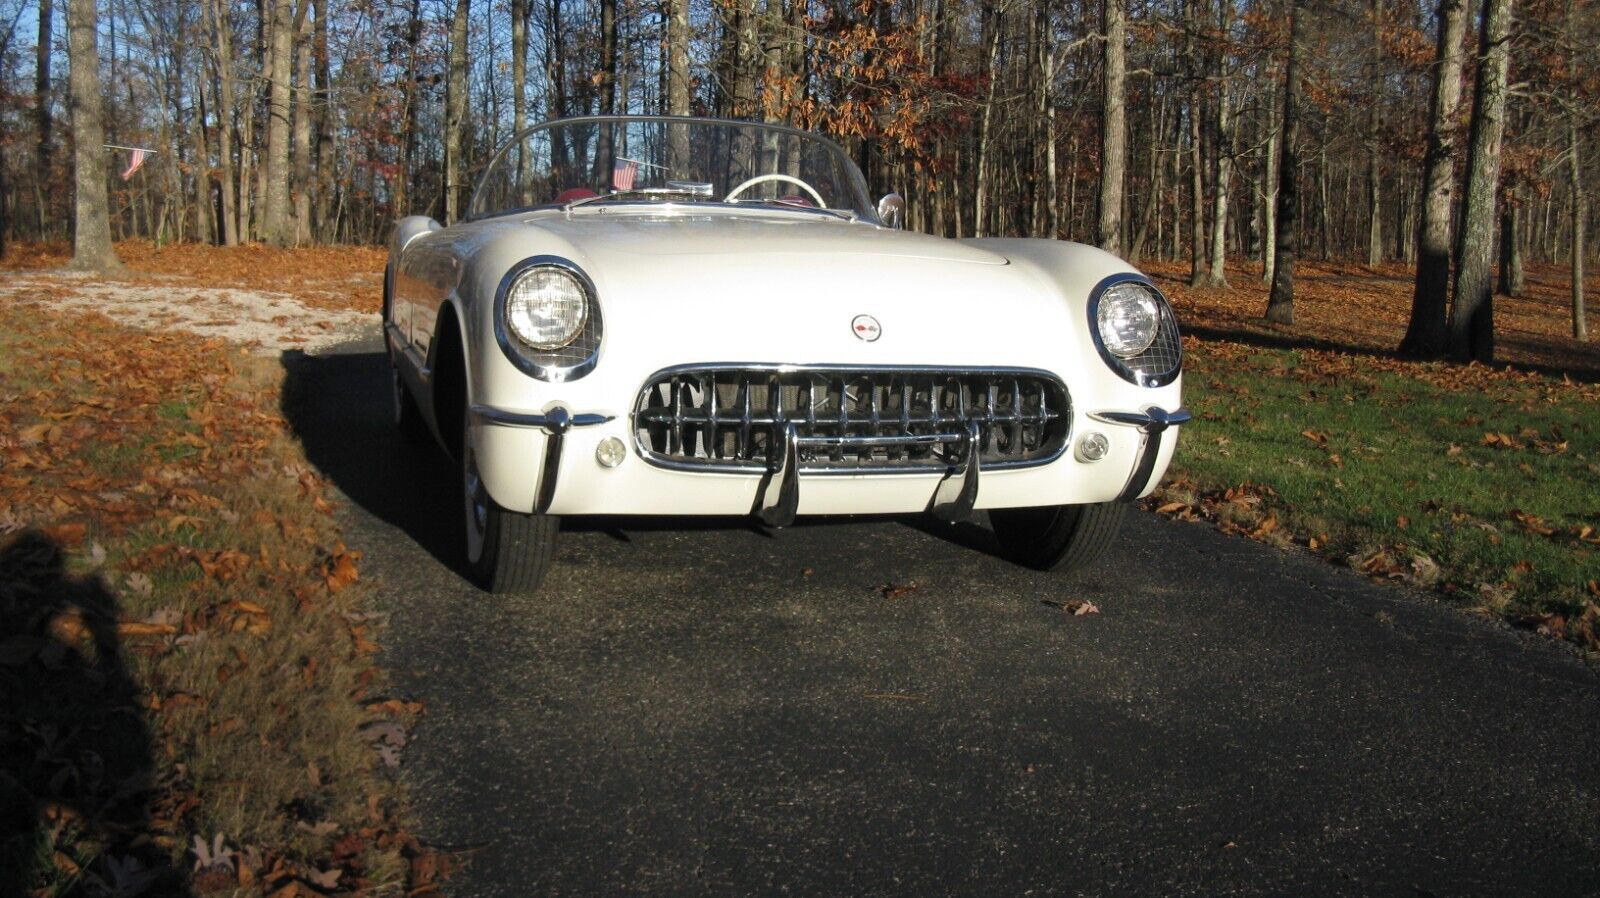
[0,0,1593,359]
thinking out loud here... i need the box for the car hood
[451,210,1124,371]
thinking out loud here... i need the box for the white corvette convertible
[385,115,1187,593]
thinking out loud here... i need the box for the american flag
[120,148,148,181]
[612,158,639,191]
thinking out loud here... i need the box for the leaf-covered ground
[1143,259,1600,654]
[0,302,445,895]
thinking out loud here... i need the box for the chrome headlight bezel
[1086,274,1181,388]
[493,256,603,382]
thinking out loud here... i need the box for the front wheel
[990,502,1126,573]
[462,418,559,593]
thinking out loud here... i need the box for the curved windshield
[469,116,875,221]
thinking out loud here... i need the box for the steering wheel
[724,173,826,208]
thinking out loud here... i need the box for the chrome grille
[633,366,1071,472]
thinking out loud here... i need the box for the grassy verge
[0,302,441,895]
[1151,336,1600,652]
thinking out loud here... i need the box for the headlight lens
[504,266,589,350]
[1096,281,1162,358]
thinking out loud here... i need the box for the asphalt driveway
[285,333,1600,897]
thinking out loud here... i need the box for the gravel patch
[0,270,372,353]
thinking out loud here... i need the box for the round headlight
[505,266,589,350]
[1097,281,1162,358]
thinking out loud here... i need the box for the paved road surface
[284,334,1600,897]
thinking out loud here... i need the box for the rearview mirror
[877,193,905,229]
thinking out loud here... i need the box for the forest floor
[0,245,444,896]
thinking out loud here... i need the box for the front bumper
[469,400,1186,521]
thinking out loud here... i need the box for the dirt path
[0,269,371,353]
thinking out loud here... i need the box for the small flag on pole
[120,148,149,181]
[612,158,639,191]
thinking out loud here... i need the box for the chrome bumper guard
[470,404,614,514]
[754,420,985,528]
[1088,406,1192,501]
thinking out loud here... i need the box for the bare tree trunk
[511,0,528,202]
[1399,0,1468,357]
[206,0,238,245]
[1498,187,1522,296]
[973,6,1002,238]
[1208,53,1232,287]
[1186,0,1205,286]
[66,0,119,271]
[395,0,421,218]
[1188,102,1205,287]
[35,0,52,238]
[1366,0,1384,265]
[1042,5,1059,239]
[443,0,469,222]
[292,0,312,245]
[592,0,618,182]
[261,0,294,245]
[189,65,214,244]
[1447,0,1514,363]
[313,0,334,240]
[1570,111,1587,340]
[1563,0,1587,340]
[237,0,258,242]
[1130,97,1166,263]
[1097,0,1126,254]
[666,0,690,166]
[1261,71,1278,283]
[1265,0,1303,325]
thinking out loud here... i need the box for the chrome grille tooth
[739,376,752,461]
[668,376,682,456]
[706,372,719,459]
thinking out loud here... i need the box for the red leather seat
[554,187,599,204]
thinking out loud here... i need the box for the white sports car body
[385,116,1187,592]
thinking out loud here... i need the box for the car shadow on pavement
[280,347,466,574]
[278,344,1025,579]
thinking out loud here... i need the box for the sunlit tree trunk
[1097,0,1126,254]
[66,0,120,271]
[444,0,469,222]
[1447,0,1514,363]
[261,0,295,246]
[1260,73,1278,284]
[511,0,528,201]
[665,0,689,166]
[1400,0,1468,357]
[973,6,1001,238]
[293,0,313,245]
[1208,60,1232,287]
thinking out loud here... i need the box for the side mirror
[876,193,905,229]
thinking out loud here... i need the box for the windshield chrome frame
[465,115,880,225]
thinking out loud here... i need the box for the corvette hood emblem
[851,314,882,342]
